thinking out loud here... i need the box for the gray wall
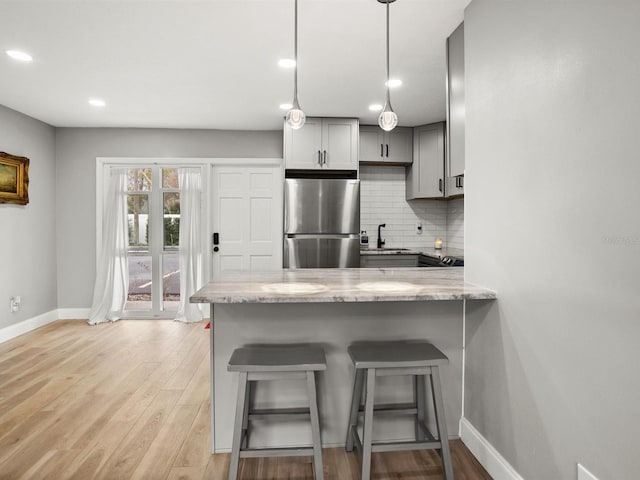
[55,128,282,308]
[0,105,57,328]
[464,1,640,479]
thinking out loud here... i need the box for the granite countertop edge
[190,267,495,304]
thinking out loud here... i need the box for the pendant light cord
[293,0,299,102]
[385,0,391,105]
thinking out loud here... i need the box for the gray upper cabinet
[406,122,445,200]
[284,117,359,170]
[446,22,465,183]
[359,126,413,165]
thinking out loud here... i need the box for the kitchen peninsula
[191,268,496,453]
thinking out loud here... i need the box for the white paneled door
[211,164,283,277]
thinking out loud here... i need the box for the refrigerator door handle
[285,233,359,239]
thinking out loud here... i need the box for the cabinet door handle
[323,150,327,165]
[386,144,389,157]
[439,178,443,193]
[380,144,384,157]
[317,150,322,165]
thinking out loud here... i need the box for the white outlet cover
[578,464,599,480]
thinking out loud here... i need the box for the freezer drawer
[284,179,360,234]
[284,236,360,268]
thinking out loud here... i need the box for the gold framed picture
[0,152,30,205]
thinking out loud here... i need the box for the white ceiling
[0,0,469,130]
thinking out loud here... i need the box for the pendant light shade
[286,0,305,129]
[286,99,306,129]
[378,0,398,131]
[379,103,398,131]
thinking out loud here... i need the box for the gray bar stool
[227,345,326,480]
[345,341,454,480]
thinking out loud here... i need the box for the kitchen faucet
[377,224,386,248]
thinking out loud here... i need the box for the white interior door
[211,163,283,277]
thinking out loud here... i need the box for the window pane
[163,252,180,311]
[126,255,152,311]
[128,194,149,249]
[162,168,179,189]
[163,192,180,248]
[127,168,152,191]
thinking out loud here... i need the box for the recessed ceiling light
[279,103,293,110]
[6,50,33,62]
[385,79,403,88]
[278,58,296,68]
[369,104,383,112]
[88,98,106,107]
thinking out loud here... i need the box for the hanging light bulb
[378,0,398,131]
[379,100,398,131]
[286,0,305,129]
[286,98,305,130]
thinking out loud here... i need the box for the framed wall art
[0,152,30,205]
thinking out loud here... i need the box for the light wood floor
[0,319,492,480]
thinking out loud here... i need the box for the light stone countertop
[190,267,495,304]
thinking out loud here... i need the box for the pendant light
[378,0,398,131]
[286,0,305,129]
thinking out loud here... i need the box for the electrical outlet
[10,296,21,313]
[578,464,599,480]
[416,223,423,234]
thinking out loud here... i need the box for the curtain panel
[88,168,129,325]
[175,168,204,323]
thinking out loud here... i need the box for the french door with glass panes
[125,167,180,317]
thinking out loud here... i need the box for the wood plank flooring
[0,319,492,480]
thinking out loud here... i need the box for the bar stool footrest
[349,425,442,454]
[371,440,443,453]
[239,446,315,458]
[357,402,418,417]
[249,407,311,421]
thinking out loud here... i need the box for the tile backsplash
[360,166,464,251]
[446,197,464,250]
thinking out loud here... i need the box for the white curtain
[175,168,204,323]
[88,168,129,325]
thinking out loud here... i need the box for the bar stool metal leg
[241,380,251,449]
[360,368,376,480]
[345,369,365,452]
[414,375,427,441]
[228,371,248,480]
[306,371,324,480]
[430,366,454,480]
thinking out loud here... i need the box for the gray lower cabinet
[406,122,445,200]
[359,126,413,165]
[360,254,420,268]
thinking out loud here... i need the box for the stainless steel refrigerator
[284,178,360,268]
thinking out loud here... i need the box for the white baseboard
[0,308,91,344]
[57,308,90,320]
[0,309,59,344]
[460,417,525,480]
